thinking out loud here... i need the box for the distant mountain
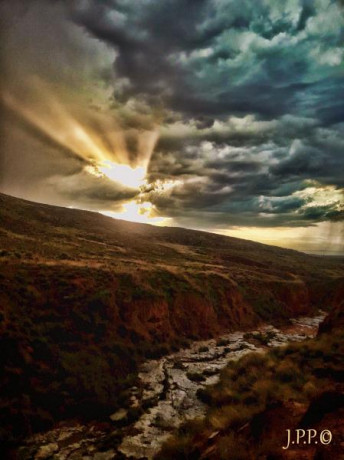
[0,192,343,449]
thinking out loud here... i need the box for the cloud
[142,112,344,227]
[0,0,343,246]
[0,0,158,208]
[71,0,344,122]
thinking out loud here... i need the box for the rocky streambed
[17,313,325,460]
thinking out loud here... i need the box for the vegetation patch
[156,329,344,459]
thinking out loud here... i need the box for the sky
[0,0,343,254]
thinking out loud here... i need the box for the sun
[95,160,175,225]
[99,161,146,189]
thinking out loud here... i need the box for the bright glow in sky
[217,221,344,255]
[99,161,146,189]
[102,200,170,225]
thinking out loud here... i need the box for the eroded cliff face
[97,273,342,343]
[2,263,335,352]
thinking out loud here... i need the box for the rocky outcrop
[155,311,344,460]
[13,314,324,460]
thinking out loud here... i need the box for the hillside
[0,192,343,450]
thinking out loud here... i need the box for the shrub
[208,405,255,431]
[218,433,249,460]
[276,361,298,383]
[196,388,212,404]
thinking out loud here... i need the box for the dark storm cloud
[302,205,344,221]
[144,114,344,227]
[155,115,319,156]
[271,133,344,187]
[71,0,344,122]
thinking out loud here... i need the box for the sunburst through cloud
[0,0,343,253]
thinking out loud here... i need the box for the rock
[203,368,218,377]
[109,408,128,423]
[93,451,116,460]
[173,361,187,370]
[154,413,168,428]
[181,396,194,410]
[35,443,58,459]
[130,396,140,408]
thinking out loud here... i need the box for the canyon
[0,193,343,458]
[16,313,325,459]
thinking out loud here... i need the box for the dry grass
[156,329,344,459]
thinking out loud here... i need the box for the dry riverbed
[17,312,325,460]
